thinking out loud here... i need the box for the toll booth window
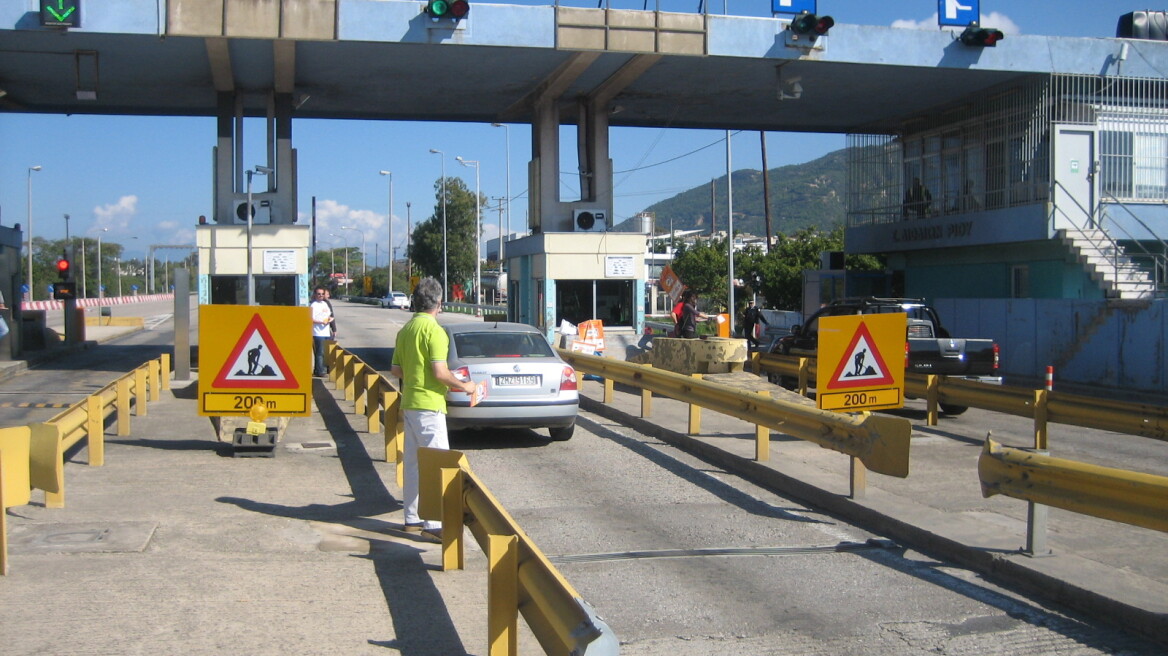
[209,275,298,306]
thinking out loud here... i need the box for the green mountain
[618,147,847,237]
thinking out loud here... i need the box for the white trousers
[402,409,450,530]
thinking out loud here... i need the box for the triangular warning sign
[212,313,300,389]
[827,321,896,389]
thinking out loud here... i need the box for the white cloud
[91,195,138,233]
[892,11,1020,36]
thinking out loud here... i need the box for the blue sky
[0,1,1132,261]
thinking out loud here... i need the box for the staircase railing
[1098,190,1168,296]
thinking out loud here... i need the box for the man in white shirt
[310,286,334,377]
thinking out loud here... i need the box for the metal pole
[380,170,394,293]
[246,170,255,304]
[726,129,735,336]
[457,156,482,309]
[27,166,41,301]
[406,201,412,283]
[492,123,510,271]
[430,148,447,299]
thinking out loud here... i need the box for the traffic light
[960,22,1004,47]
[424,0,469,20]
[790,11,833,40]
[52,282,76,300]
[56,254,71,280]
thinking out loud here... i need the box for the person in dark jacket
[742,299,769,349]
[676,290,708,339]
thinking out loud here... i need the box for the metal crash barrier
[0,354,170,575]
[419,447,619,656]
[756,352,1168,440]
[560,349,912,480]
[323,343,617,655]
[979,438,1168,534]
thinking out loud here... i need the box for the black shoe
[401,522,425,534]
[420,528,442,543]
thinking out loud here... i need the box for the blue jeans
[313,335,328,376]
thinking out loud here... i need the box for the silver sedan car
[443,322,579,440]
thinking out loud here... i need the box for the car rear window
[454,332,555,358]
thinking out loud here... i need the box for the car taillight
[904,341,910,368]
[992,343,999,371]
[560,366,578,391]
[452,366,472,392]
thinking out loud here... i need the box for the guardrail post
[797,358,810,397]
[602,376,614,404]
[1024,450,1052,557]
[750,351,761,375]
[366,376,381,434]
[134,367,148,416]
[344,357,358,401]
[688,373,702,435]
[86,395,105,467]
[1033,390,1049,450]
[640,365,653,418]
[755,390,770,462]
[160,353,171,391]
[925,375,939,426]
[487,534,520,656]
[354,365,368,416]
[439,465,465,571]
[148,360,160,402]
[116,377,131,436]
[850,456,867,499]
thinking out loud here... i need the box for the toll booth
[0,226,21,359]
[196,224,311,306]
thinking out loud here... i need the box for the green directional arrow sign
[40,0,80,28]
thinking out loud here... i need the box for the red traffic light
[56,257,71,279]
[960,23,1005,47]
[791,11,834,39]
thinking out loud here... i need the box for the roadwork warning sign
[198,305,313,417]
[817,313,906,412]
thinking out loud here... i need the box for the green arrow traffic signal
[40,0,80,28]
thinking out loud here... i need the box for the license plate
[494,374,541,387]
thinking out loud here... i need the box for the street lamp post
[116,256,122,297]
[491,123,510,271]
[246,165,273,305]
[330,233,350,294]
[340,226,366,293]
[96,228,109,298]
[26,165,41,301]
[379,170,394,293]
[406,201,412,282]
[456,156,482,309]
[429,148,448,299]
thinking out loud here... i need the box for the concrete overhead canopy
[1,1,1162,134]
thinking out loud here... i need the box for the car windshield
[454,332,555,358]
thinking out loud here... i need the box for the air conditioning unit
[573,209,607,232]
[233,199,272,225]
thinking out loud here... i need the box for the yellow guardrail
[978,438,1168,533]
[324,343,405,483]
[1,354,170,575]
[419,447,618,656]
[560,349,912,479]
[755,352,1168,442]
[324,343,617,656]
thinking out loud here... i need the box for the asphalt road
[2,298,1162,654]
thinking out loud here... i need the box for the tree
[670,238,728,308]
[738,226,884,311]
[409,176,482,298]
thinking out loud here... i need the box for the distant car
[381,291,409,309]
[443,322,579,440]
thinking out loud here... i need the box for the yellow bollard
[160,353,171,391]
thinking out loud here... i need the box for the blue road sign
[20,284,29,293]
[131,285,139,291]
[938,0,979,27]
[772,0,815,16]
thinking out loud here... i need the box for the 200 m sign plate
[202,393,308,415]
[818,388,902,412]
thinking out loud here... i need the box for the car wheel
[548,423,575,441]
[939,403,968,416]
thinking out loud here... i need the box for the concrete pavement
[1,325,1165,652]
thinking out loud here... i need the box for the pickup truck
[770,297,1000,414]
